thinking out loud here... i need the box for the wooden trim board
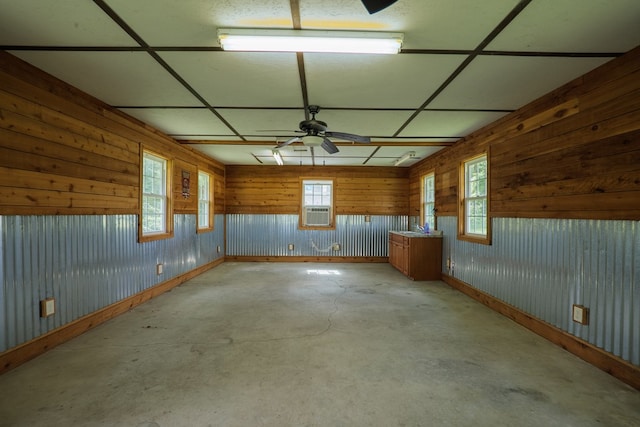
[0,258,223,375]
[441,273,640,391]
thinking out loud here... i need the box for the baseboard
[225,256,389,263]
[0,257,223,375]
[441,274,640,391]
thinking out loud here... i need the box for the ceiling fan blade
[321,137,340,154]
[324,131,371,143]
[256,129,303,133]
[276,136,301,148]
[360,0,398,14]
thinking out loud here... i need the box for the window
[459,153,490,244]
[300,179,334,228]
[197,170,214,232]
[421,173,435,230]
[140,150,172,241]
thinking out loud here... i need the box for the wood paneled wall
[226,165,409,215]
[0,52,224,216]
[410,46,640,220]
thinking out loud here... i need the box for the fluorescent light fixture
[218,28,403,54]
[394,151,415,167]
[272,149,284,166]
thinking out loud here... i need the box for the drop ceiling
[2,0,639,167]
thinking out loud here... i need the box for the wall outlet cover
[40,298,55,317]
[572,304,589,325]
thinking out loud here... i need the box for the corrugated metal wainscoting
[226,214,407,257]
[0,214,225,353]
[439,216,640,367]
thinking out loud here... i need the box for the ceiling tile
[2,0,635,168]
[106,0,293,46]
[488,0,640,52]
[429,55,611,110]
[0,0,136,46]
[399,110,509,138]
[299,0,522,50]
[216,109,305,138]
[119,108,232,136]
[366,146,440,167]
[190,144,269,165]
[160,51,303,107]
[10,51,203,106]
[305,53,467,108]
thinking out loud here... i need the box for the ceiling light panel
[218,29,403,54]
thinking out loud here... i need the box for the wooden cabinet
[389,232,443,280]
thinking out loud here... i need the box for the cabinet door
[401,242,409,274]
[389,240,401,270]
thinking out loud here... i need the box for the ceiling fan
[275,105,371,154]
[361,0,398,14]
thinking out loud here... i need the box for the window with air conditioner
[300,179,334,229]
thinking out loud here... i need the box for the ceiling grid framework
[1,0,638,166]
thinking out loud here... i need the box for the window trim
[197,169,214,233]
[299,177,336,230]
[139,149,173,243]
[458,151,491,245]
[420,171,436,231]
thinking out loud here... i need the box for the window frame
[139,149,173,242]
[299,178,336,230]
[458,152,491,245]
[197,169,214,233]
[420,172,436,231]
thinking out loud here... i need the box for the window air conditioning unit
[304,206,331,226]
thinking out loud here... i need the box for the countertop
[389,230,443,238]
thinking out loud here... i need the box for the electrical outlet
[332,243,341,251]
[572,304,589,325]
[364,215,371,223]
[40,298,55,317]
[288,243,294,251]
[217,245,221,253]
[156,263,163,275]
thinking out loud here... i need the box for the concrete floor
[0,263,639,427]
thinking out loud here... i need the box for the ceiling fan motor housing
[299,119,327,134]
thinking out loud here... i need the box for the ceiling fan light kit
[275,105,370,155]
[217,28,403,54]
[302,135,324,147]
